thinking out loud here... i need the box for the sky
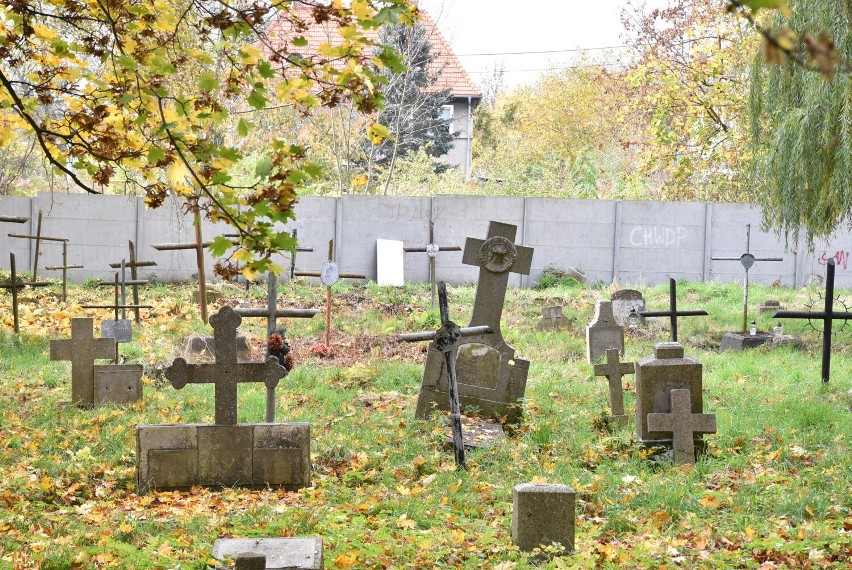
[417,0,669,91]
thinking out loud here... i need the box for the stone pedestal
[94,364,142,405]
[136,423,310,493]
[212,538,323,570]
[512,483,575,552]
[719,331,774,352]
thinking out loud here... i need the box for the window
[440,105,454,132]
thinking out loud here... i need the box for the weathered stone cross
[640,278,708,342]
[593,347,634,419]
[165,306,287,425]
[50,318,116,406]
[646,388,716,464]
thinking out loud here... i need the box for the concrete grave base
[605,414,630,430]
[773,334,804,349]
[512,483,576,553]
[136,423,309,493]
[181,334,251,361]
[212,537,323,570]
[719,332,774,352]
[94,364,143,405]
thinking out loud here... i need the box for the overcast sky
[417,0,669,90]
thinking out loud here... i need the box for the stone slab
[719,332,774,352]
[102,319,133,343]
[198,425,253,486]
[94,364,143,405]
[512,483,575,553]
[536,306,572,330]
[586,300,624,363]
[147,449,198,488]
[212,537,323,570]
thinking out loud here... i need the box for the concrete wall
[2,193,852,288]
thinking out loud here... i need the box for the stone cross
[50,318,116,406]
[536,305,571,330]
[773,259,852,383]
[0,253,50,333]
[640,278,708,342]
[646,388,717,464]
[109,240,156,322]
[235,272,318,422]
[403,221,461,307]
[44,240,83,302]
[712,224,783,331]
[165,306,287,425]
[8,211,69,281]
[593,347,634,420]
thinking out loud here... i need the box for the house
[263,6,482,177]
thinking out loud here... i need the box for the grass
[0,276,850,568]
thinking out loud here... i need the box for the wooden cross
[646,388,717,464]
[593,347,634,419]
[0,253,50,333]
[294,239,365,347]
[82,269,153,361]
[44,240,83,302]
[288,227,314,280]
[403,222,461,307]
[462,221,533,341]
[234,271,319,422]
[399,282,494,469]
[49,317,116,406]
[8,211,69,281]
[773,259,852,383]
[712,224,783,331]
[165,306,287,425]
[109,240,156,322]
[0,215,29,223]
[640,278,708,342]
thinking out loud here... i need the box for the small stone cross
[593,347,634,418]
[165,306,287,425]
[646,388,717,464]
[50,318,117,406]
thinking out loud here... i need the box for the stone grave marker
[44,240,83,302]
[212,537,323,570]
[414,221,533,424]
[94,364,143,405]
[376,239,405,286]
[647,388,717,464]
[593,347,634,428]
[610,289,645,326]
[512,483,576,553]
[137,305,309,492]
[586,300,624,363]
[536,305,571,330]
[635,342,706,450]
[640,278,708,342]
[758,299,784,314]
[0,253,50,333]
[403,221,462,307]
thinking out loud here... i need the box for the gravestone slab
[376,239,404,286]
[415,221,533,424]
[50,318,117,406]
[586,300,624,363]
[512,483,576,553]
[647,388,716,464]
[212,537,323,570]
[102,319,133,343]
[536,306,572,330]
[635,342,704,446]
[758,299,784,314]
[610,289,645,326]
[719,331,774,352]
[94,364,142,405]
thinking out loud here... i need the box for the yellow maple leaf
[334,554,357,568]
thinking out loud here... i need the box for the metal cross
[165,306,287,425]
[712,224,783,331]
[234,272,319,421]
[593,347,635,419]
[403,221,461,307]
[399,282,494,469]
[773,259,852,383]
[109,240,156,322]
[294,239,365,347]
[49,318,117,406]
[640,278,708,342]
[646,388,717,465]
[0,253,50,333]
[44,240,83,302]
[8,211,69,281]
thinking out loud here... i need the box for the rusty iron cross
[640,278,708,342]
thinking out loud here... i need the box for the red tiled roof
[261,7,482,99]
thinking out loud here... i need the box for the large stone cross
[462,221,533,341]
[50,318,117,406]
[165,306,287,425]
[646,388,716,464]
[593,347,634,417]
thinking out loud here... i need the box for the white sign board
[376,239,405,286]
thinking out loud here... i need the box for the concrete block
[146,449,198,490]
[212,537,323,570]
[198,425,254,486]
[512,483,576,552]
[136,424,197,487]
[94,364,142,405]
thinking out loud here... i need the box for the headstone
[414,221,533,424]
[376,239,404,286]
[758,299,784,314]
[635,342,705,448]
[592,347,634,427]
[646,389,717,464]
[719,331,774,352]
[212,537,323,570]
[585,300,624,363]
[102,319,133,343]
[512,483,576,553]
[49,318,117,406]
[536,306,571,330]
[94,364,143,405]
[610,289,645,326]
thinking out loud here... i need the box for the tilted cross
[593,347,635,418]
[44,240,83,302]
[773,259,852,383]
[165,306,287,425]
[234,271,318,422]
[646,388,716,465]
[403,221,461,307]
[8,211,69,281]
[462,221,534,343]
[50,318,116,406]
[712,224,783,331]
[640,278,708,342]
[109,240,156,322]
[0,253,50,333]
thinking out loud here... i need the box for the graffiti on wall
[629,226,689,248]
[818,250,850,270]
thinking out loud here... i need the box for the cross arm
[294,271,366,279]
[403,245,462,253]
[398,325,493,343]
[238,357,288,389]
[152,241,213,251]
[234,308,319,319]
[109,261,157,268]
[0,216,28,223]
[0,281,51,289]
[640,310,708,317]
[81,304,154,310]
[98,279,149,286]
[7,233,67,243]
[45,264,84,270]
[773,310,852,320]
